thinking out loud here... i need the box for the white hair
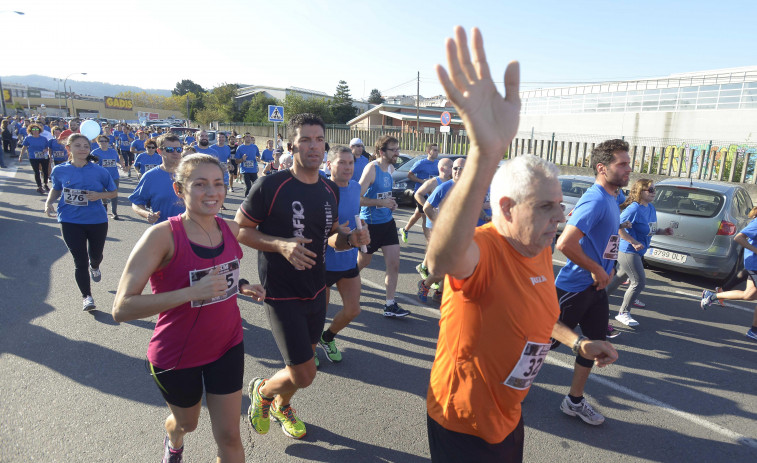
[490,155,560,216]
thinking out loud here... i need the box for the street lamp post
[63,72,87,117]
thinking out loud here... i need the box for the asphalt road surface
[1,157,755,462]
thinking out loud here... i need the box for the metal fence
[217,122,757,184]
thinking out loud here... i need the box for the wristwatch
[572,335,587,355]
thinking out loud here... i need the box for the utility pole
[416,71,420,150]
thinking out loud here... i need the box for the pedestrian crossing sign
[268,105,284,122]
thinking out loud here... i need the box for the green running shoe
[314,351,320,368]
[399,227,408,243]
[319,336,342,362]
[430,281,440,291]
[271,404,307,439]
[247,377,272,435]
[416,263,429,280]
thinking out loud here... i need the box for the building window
[424,127,436,134]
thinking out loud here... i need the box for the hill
[1,75,172,98]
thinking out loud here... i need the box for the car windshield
[560,179,594,198]
[653,186,724,218]
[398,156,422,172]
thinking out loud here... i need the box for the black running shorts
[265,291,327,366]
[364,219,399,254]
[325,265,360,287]
[427,414,524,463]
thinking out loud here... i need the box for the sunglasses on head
[162,147,181,153]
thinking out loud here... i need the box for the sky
[6,0,757,99]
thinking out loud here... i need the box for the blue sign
[268,105,284,122]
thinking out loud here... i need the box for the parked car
[557,175,595,234]
[391,154,465,206]
[644,179,753,282]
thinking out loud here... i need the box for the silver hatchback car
[557,175,596,234]
[644,179,754,282]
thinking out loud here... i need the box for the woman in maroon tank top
[113,154,264,463]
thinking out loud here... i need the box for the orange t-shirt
[426,223,560,444]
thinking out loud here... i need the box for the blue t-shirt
[51,162,116,224]
[360,163,394,225]
[617,190,626,205]
[23,136,49,159]
[352,155,369,183]
[185,136,196,145]
[93,148,121,180]
[261,149,274,162]
[131,139,146,154]
[117,132,133,151]
[555,183,621,292]
[210,144,231,183]
[326,181,361,272]
[619,202,657,256]
[236,144,260,174]
[425,178,454,228]
[48,139,67,162]
[134,152,163,174]
[128,167,186,224]
[409,158,439,191]
[740,219,757,271]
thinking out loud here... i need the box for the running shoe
[314,351,319,368]
[700,290,715,310]
[746,329,757,341]
[560,395,605,425]
[430,281,440,291]
[384,302,410,318]
[162,435,183,463]
[318,336,342,363]
[82,296,96,312]
[416,263,429,280]
[606,324,620,339]
[632,299,646,308]
[43,184,50,193]
[715,287,725,307]
[89,266,101,282]
[36,187,45,195]
[615,312,639,327]
[621,279,630,285]
[417,280,431,303]
[399,227,408,243]
[247,377,272,435]
[229,186,234,193]
[271,404,307,439]
[432,291,443,303]
[112,214,121,221]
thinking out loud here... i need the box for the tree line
[116,79,386,126]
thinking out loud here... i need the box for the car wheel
[718,250,744,286]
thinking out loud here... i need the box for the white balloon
[80,120,101,140]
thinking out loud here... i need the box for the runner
[210,132,232,210]
[605,179,673,326]
[129,134,186,224]
[19,123,51,194]
[133,139,163,179]
[130,130,149,173]
[399,143,439,243]
[426,27,617,461]
[235,113,369,440]
[318,145,365,364]
[49,127,69,166]
[262,148,282,175]
[44,133,117,311]
[228,135,239,190]
[358,135,409,317]
[349,138,369,183]
[117,125,135,177]
[236,133,261,197]
[554,138,631,425]
[58,117,79,141]
[113,153,265,463]
[93,135,125,220]
[261,139,274,166]
[701,206,757,340]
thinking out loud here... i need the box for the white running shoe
[560,395,605,425]
[615,312,639,327]
[82,296,96,312]
[632,299,645,308]
[89,266,101,282]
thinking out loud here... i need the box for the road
[1,157,756,462]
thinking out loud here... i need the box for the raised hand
[436,26,521,159]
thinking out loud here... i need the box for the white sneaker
[560,395,605,425]
[89,266,101,282]
[82,296,96,312]
[615,312,639,327]
[633,299,645,307]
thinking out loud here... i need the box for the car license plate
[647,247,688,264]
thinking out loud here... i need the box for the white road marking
[546,355,757,449]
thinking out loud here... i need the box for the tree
[172,79,205,96]
[331,80,357,124]
[368,89,385,104]
[244,93,281,123]
[283,93,333,124]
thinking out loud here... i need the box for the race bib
[244,161,255,168]
[144,164,158,171]
[188,259,240,308]
[603,234,620,260]
[53,150,66,159]
[376,191,392,209]
[34,151,49,159]
[503,341,551,390]
[102,159,117,167]
[63,188,88,206]
[648,222,657,236]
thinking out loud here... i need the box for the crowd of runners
[3,26,756,463]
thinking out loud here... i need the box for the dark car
[391,154,465,206]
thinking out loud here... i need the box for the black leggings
[29,159,50,188]
[102,179,120,215]
[243,172,258,197]
[61,222,108,298]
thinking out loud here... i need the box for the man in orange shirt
[425,26,619,462]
